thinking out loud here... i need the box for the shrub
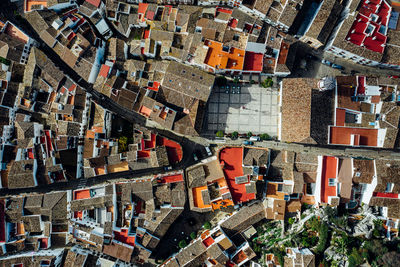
[247,131,253,138]
[315,223,329,254]
[261,77,273,88]
[190,232,197,240]
[348,248,364,267]
[178,240,187,248]
[260,133,271,140]
[232,131,239,139]
[118,136,128,153]
[272,247,285,267]
[0,56,10,66]
[203,221,211,230]
[288,218,295,225]
[216,131,224,138]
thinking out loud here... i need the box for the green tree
[261,77,273,88]
[260,133,271,140]
[203,221,211,230]
[348,248,364,267]
[247,131,253,138]
[315,223,329,254]
[216,131,224,138]
[178,240,187,248]
[233,77,240,84]
[288,218,295,225]
[231,131,239,139]
[190,232,197,240]
[118,136,128,152]
[0,56,10,66]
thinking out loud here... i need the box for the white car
[205,146,212,156]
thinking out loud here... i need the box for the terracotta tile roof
[281,78,318,143]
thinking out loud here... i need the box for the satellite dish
[318,76,336,91]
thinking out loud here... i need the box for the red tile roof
[321,156,337,203]
[86,0,101,8]
[216,7,233,14]
[373,192,399,198]
[243,52,263,72]
[202,236,215,247]
[345,0,391,54]
[335,108,346,126]
[156,136,183,163]
[158,174,183,184]
[329,126,378,146]
[114,229,135,247]
[99,64,110,78]
[219,147,256,204]
[228,18,238,28]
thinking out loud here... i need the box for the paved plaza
[205,84,280,136]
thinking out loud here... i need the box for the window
[328,178,336,186]
[306,183,315,195]
[277,184,283,192]
[386,183,394,193]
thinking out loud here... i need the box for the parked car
[205,146,212,156]
[232,86,236,94]
[164,166,172,171]
[332,63,345,70]
[243,140,254,145]
[225,87,230,94]
[249,136,260,141]
[321,59,333,66]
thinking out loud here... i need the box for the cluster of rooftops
[0,0,399,265]
[2,143,400,266]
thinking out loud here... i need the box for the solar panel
[388,11,399,30]
[235,175,248,184]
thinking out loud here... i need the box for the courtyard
[205,84,280,136]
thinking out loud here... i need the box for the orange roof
[211,199,234,210]
[204,40,245,70]
[74,189,90,200]
[95,166,106,175]
[321,156,337,203]
[329,126,378,146]
[25,0,47,12]
[277,41,289,64]
[99,64,110,78]
[193,186,212,209]
[138,3,149,14]
[139,105,152,117]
